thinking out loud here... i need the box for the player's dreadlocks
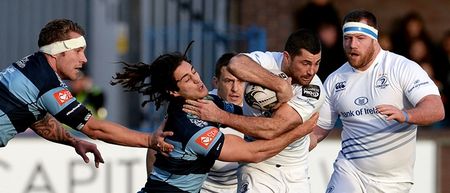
[111,41,194,110]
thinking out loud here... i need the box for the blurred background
[0,0,449,193]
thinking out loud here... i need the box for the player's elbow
[227,55,246,74]
[80,126,100,140]
[438,108,445,121]
[81,118,104,140]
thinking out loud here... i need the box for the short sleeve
[38,87,92,130]
[186,126,224,159]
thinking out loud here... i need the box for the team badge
[354,96,369,106]
[195,127,219,149]
[53,89,73,105]
[375,75,390,89]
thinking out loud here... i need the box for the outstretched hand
[183,99,223,123]
[150,123,174,154]
[73,139,104,168]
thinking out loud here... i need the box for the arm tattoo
[30,114,77,146]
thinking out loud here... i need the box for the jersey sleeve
[316,81,338,130]
[397,60,440,106]
[38,87,92,130]
[288,75,325,121]
[186,126,224,160]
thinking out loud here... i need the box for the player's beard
[348,40,376,70]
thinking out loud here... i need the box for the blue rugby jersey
[141,95,242,193]
[0,52,91,146]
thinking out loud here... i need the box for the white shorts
[237,162,310,193]
[326,158,413,193]
[201,180,237,193]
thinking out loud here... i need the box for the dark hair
[38,19,85,47]
[284,29,321,57]
[214,52,237,78]
[343,9,378,29]
[111,42,194,110]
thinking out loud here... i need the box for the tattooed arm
[30,114,105,168]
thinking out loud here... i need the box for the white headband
[39,36,86,55]
[343,22,378,40]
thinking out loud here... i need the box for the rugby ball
[244,69,288,111]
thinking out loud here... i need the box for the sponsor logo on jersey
[407,79,430,93]
[375,75,390,89]
[335,81,346,92]
[14,55,31,68]
[302,85,320,99]
[354,96,369,106]
[195,127,219,149]
[187,114,209,127]
[53,89,73,105]
[340,107,378,118]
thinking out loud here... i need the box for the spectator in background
[391,11,444,82]
[378,33,393,51]
[391,11,432,56]
[294,0,345,80]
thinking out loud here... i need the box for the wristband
[402,111,409,123]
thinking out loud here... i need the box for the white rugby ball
[244,69,288,111]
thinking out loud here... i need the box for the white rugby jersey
[318,49,440,182]
[242,51,325,167]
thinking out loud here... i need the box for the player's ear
[282,51,290,62]
[212,76,219,88]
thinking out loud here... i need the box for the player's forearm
[30,114,77,147]
[309,126,331,151]
[218,112,285,139]
[228,55,287,93]
[82,119,150,148]
[247,119,314,162]
[408,95,445,125]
